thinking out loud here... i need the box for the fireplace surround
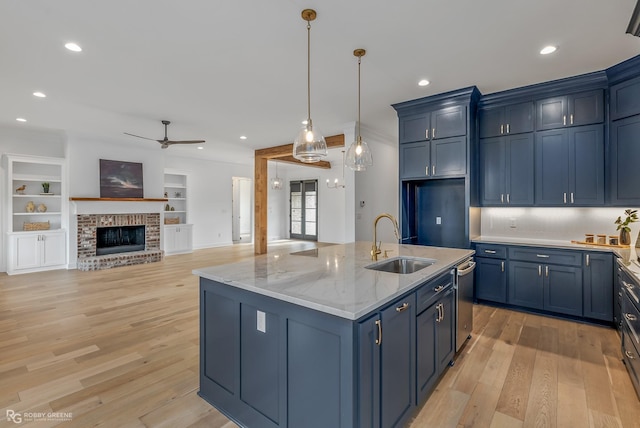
[76,213,163,271]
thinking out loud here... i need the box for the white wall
[0,124,67,272]
[267,161,288,241]
[165,156,252,249]
[354,125,399,244]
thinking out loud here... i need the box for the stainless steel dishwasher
[455,258,476,351]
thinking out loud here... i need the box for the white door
[232,177,252,243]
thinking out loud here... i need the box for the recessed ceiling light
[540,45,557,55]
[418,79,430,87]
[240,135,247,140]
[197,146,204,150]
[16,117,27,122]
[65,42,82,52]
[33,91,46,98]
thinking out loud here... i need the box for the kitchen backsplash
[480,207,640,246]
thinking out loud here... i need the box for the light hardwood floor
[1,241,639,427]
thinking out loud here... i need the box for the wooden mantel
[254,134,345,255]
[70,197,168,202]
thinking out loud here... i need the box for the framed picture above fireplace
[99,159,144,198]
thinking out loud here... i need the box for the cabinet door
[399,141,430,179]
[475,257,507,303]
[431,105,466,139]
[175,225,193,252]
[416,304,438,404]
[568,90,604,126]
[164,226,178,253]
[380,296,415,428]
[479,137,506,205]
[506,133,535,205]
[508,261,544,310]
[611,114,640,205]
[400,113,430,143]
[505,102,535,135]
[584,253,613,321]
[431,136,466,177]
[544,265,583,316]
[478,107,505,138]
[358,316,381,428]
[569,125,604,205]
[202,290,238,394]
[11,233,40,270]
[40,231,66,267]
[537,96,567,130]
[535,129,569,205]
[610,76,640,121]
[436,289,455,370]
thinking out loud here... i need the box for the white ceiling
[1,0,638,166]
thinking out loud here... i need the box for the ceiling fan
[125,120,205,149]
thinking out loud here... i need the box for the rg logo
[6,410,22,423]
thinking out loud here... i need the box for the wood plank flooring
[1,241,639,427]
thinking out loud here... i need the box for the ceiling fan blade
[124,132,158,141]
[166,140,206,145]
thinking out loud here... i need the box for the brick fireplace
[76,213,163,271]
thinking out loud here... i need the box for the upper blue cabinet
[399,105,466,144]
[478,102,534,138]
[536,89,604,131]
[610,75,640,121]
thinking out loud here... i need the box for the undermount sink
[365,256,435,274]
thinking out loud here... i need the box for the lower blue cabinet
[584,252,614,321]
[475,257,507,303]
[416,286,455,404]
[544,264,583,316]
[508,261,544,310]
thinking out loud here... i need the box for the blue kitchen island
[194,242,473,428]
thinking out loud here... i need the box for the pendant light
[345,49,373,171]
[326,151,346,189]
[293,9,327,163]
[271,161,283,190]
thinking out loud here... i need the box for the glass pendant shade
[293,121,327,163]
[345,136,372,171]
[271,162,283,190]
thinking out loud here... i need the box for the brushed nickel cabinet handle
[506,123,510,134]
[396,303,409,312]
[434,285,444,292]
[563,192,567,204]
[506,193,510,204]
[432,165,435,176]
[626,350,635,360]
[563,115,567,126]
[536,254,550,258]
[375,319,382,345]
[432,128,436,139]
[484,250,497,254]
[586,254,590,266]
[501,261,505,272]
[426,129,429,139]
[426,166,429,176]
[440,303,445,321]
[571,192,574,204]
[625,313,638,321]
[501,194,504,204]
[545,266,549,277]
[538,265,542,276]
[500,124,504,134]
[570,114,574,125]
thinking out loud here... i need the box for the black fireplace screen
[96,225,145,255]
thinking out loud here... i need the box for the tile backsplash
[480,207,640,246]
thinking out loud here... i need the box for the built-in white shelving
[163,169,193,255]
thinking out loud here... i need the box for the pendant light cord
[307,20,312,124]
[357,55,361,144]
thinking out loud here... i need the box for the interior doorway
[290,179,318,241]
[232,177,252,243]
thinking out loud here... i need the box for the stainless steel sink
[365,256,435,274]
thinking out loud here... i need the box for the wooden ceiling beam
[275,156,331,169]
[255,134,345,159]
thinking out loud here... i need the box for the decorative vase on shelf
[37,203,47,213]
[621,228,631,245]
[628,222,640,263]
[41,182,50,194]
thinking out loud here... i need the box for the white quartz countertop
[193,242,474,320]
[472,236,621,252]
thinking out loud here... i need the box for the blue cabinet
[544,264,583,317]
[475,257,507,303]
[416,286,454,404]
[508,261,544,310]
[359,293,416,428]
[611,114,640,205]
[583,252,613,321]
[400,137,466,179]
[610,75,640,121]
[479,102,534,138]
[536,89,604,130]
[535,125,604,206]
[480,133,534,206]
[399,106,466,144]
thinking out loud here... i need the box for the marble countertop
[193,242,474,320]
[472,235,622,252]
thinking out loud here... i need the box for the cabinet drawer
[508,247,582,266]
[474,244,506,259]
[416,271,453,315]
